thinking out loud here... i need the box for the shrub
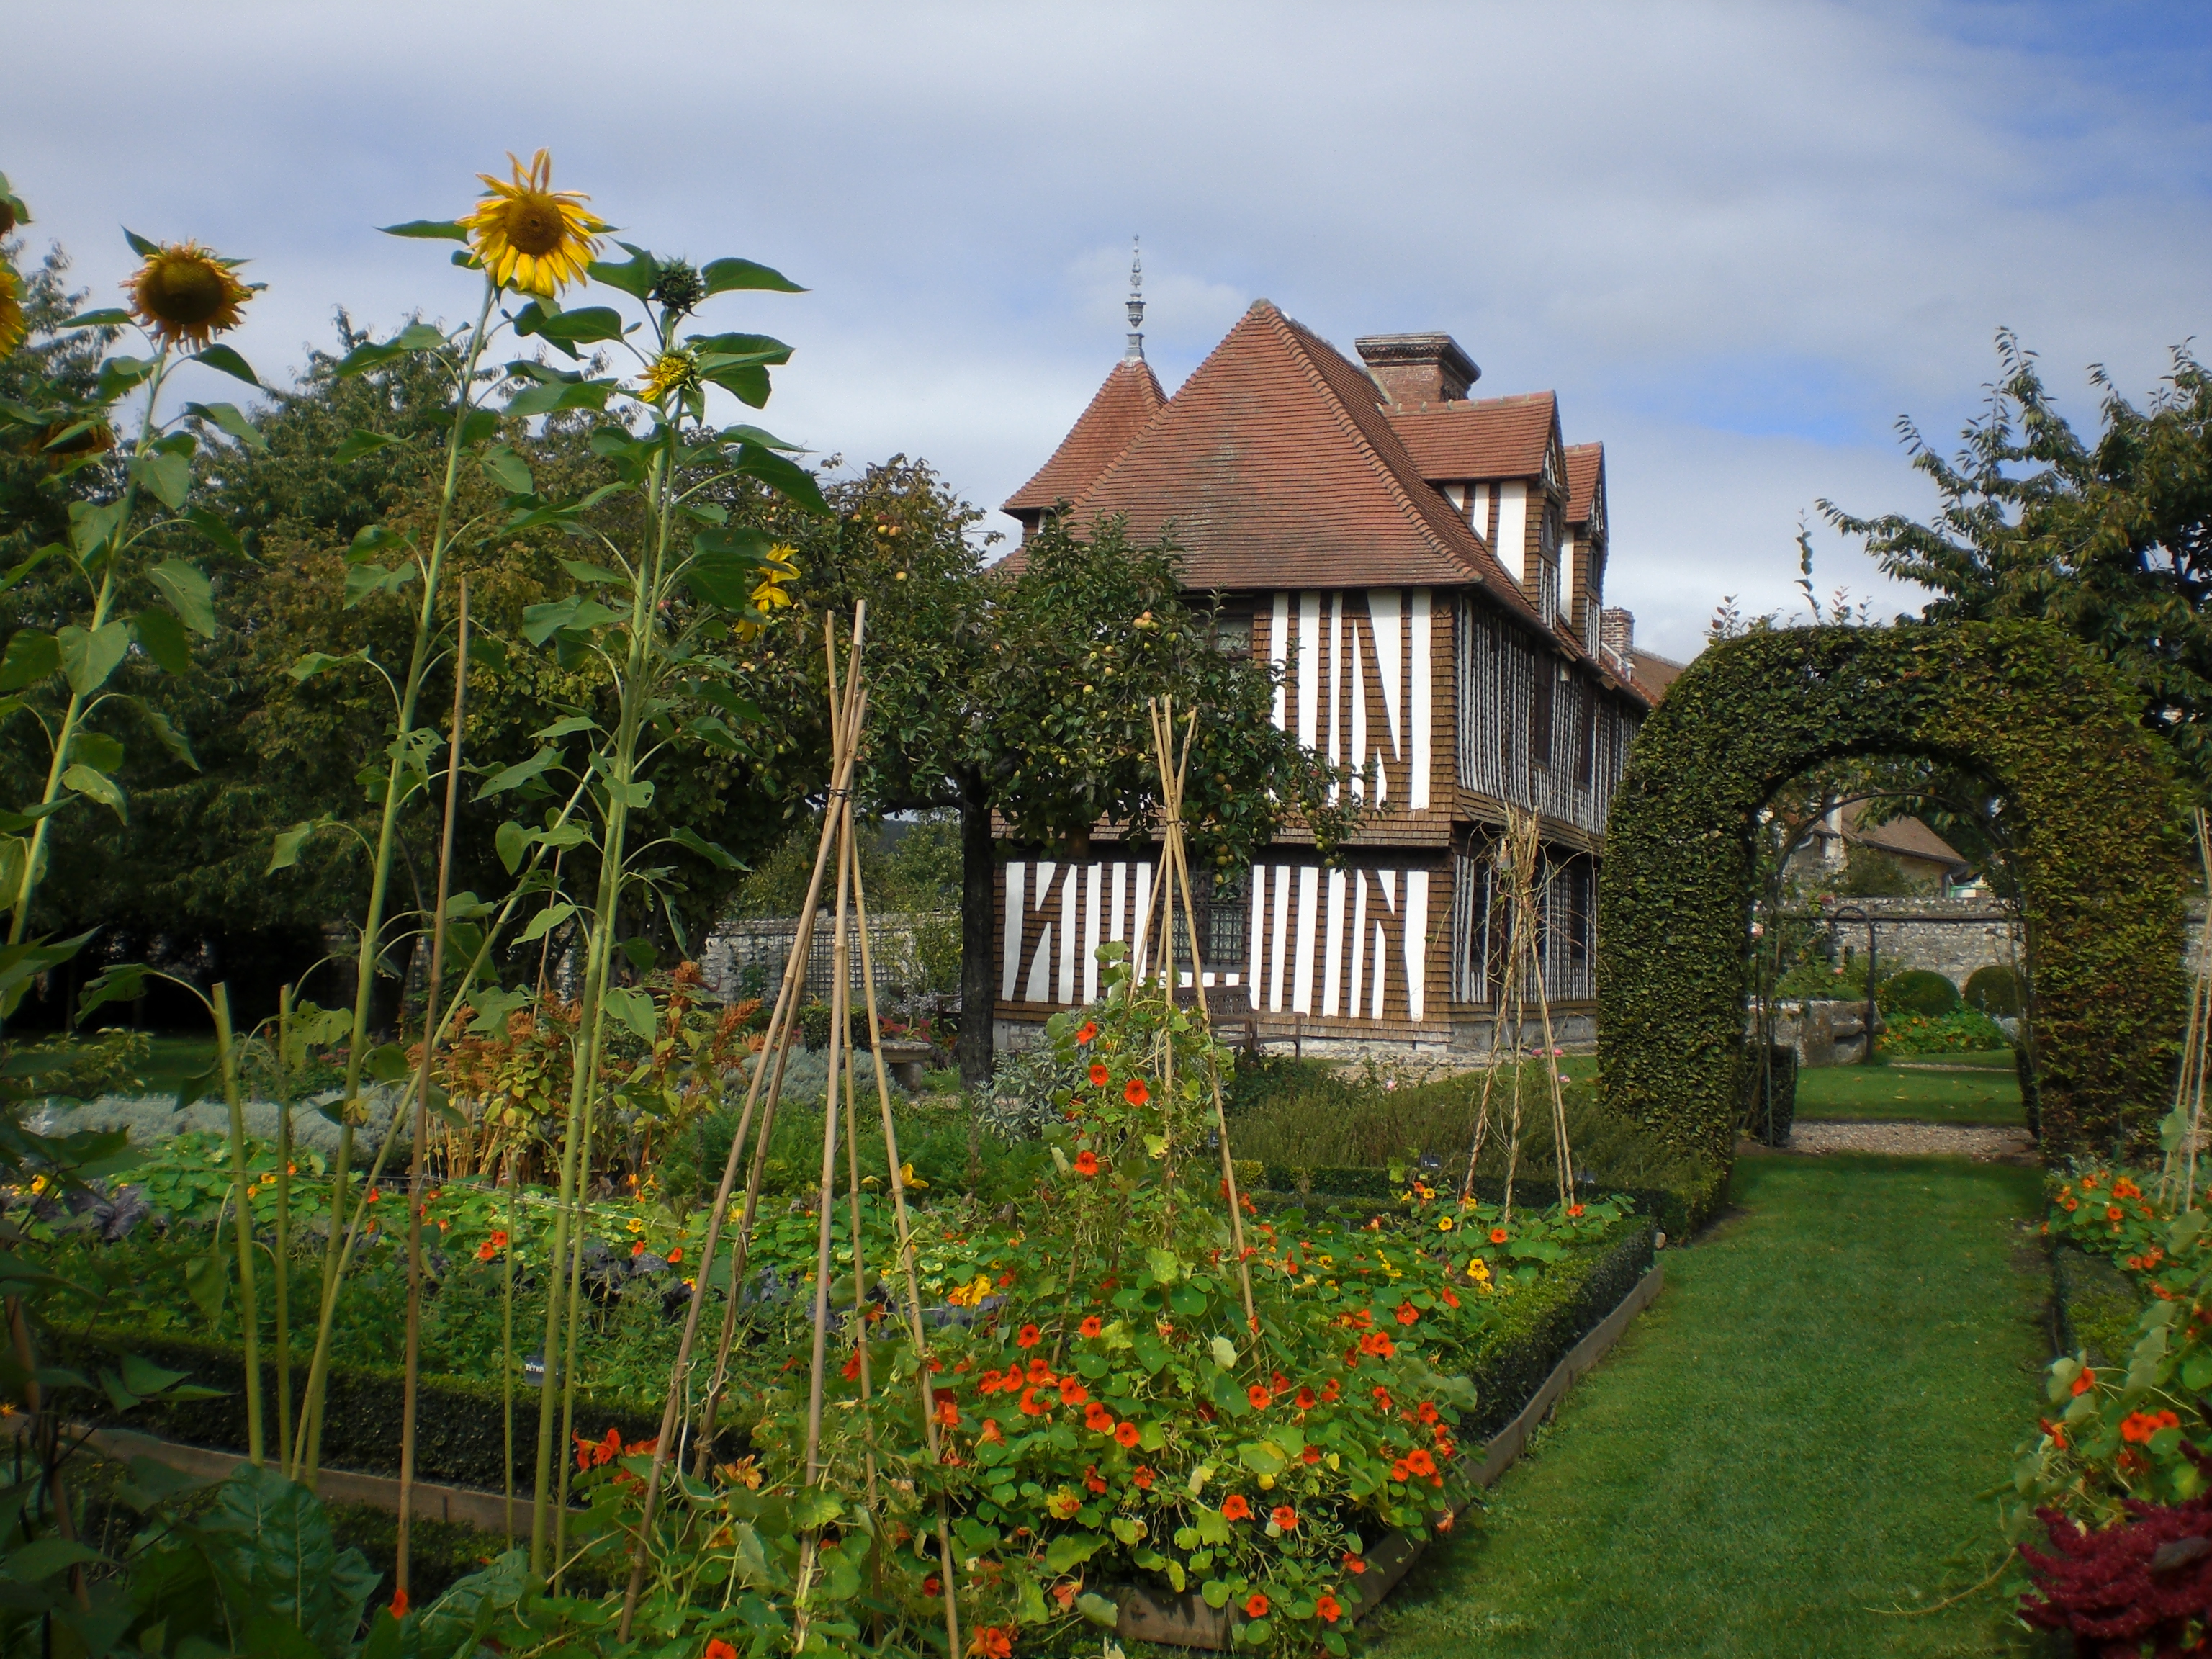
[1744,1043,1797,1146]
[1964,963,2024,1017]
[1879,1007,2012,1053]
[1879,969,1959,1017]
[2020,1466,2212,1650]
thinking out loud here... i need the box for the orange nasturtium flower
[1271,1504,1298,1530]
[1247,1383,1273,1409]
[1075,1020,1098,1043]
[1315,1593,1343,1623]
[1079,1315,1105,1338]
[1243,1593,1269,1619]
[1074,1151,1100,1177]
[1017,1324,1043,1349]
[1221,1493,1252,1520]
[1124,1077,1151,1106]
[1089,1063,1110,1088]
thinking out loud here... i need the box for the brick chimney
[1599,606,1635,676]
[1355,333,1479,408]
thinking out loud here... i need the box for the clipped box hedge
[2050,1245,2143,1368]
[48,1324,663,1494]
[1254,1166,1721,1242]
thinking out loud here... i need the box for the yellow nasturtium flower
[458,150,608,297]
[733,545,801,639]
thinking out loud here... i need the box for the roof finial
[1124,235,1146,363]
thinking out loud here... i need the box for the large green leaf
[0,631,58,692]
[184,1465,379,1657]
[585,243,660,300]
[182,400,267,452]
[380,219,468,241]
[150,559,217,637]
[505,377,613,418]
[331,429,406,463]
[672,826,741,870]
[187,345,262,389]
[58,621,130,695]
[603,984,657,1043]
[515,902,576,945]
[513,302,626,348]
[476,747,559,799]
[735,443,830,514]
[132,609,190,675]
[61,765,125,822]
[701,257,805,296]
[130,449,192,511]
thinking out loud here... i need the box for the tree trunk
[956,778,997,1089]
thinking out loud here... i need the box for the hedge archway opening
[1596,620,2188,1169]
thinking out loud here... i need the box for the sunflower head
[639,347,699,405]
[647,258,706,320]
[0,266,23,361]
[39,417,115,471]
[459,150,608,297]
[127,242,253,349]
[0,172,27,239]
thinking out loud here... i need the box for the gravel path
[1784,1119,2036,1161]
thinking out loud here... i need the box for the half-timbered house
[990,287,1655,1056]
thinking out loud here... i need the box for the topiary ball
[1879,969,1960,1017]
[1964,964,2023,1018]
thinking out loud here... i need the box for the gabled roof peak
[1002,356,1166,520]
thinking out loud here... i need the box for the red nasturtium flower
[1302,1445,1321,1465]
[477,1239,500,1262]
[1395,1301,1419,1326]
[923,1575,943,1597]
[2072,1368,2098,1397]
[1080,1315,1104,1338]
[1247,1384,1273,1409]
[968,1628,1012,1659]
[935,1398,961,1428]
[842,1351,863,1381]
[704,1641,737,1659]
[1315,1593,1343,1623]
[1017,1324,1043,1349]
[1243,1593,1269,1619]
[1488,1226,1509,1244]
[1075,1020,1098,1043]
[2108,1205,2126,1222]
[1124,1078,1151,1106]
[1221,1494,1252,1521]
[1115,1420,1141,1447]
[390,1588,410,1619]
[1272,1505,1298,1530]
[1297,1386,1318,1409]
[2114,1177,2141,1199]
[1406,1448,1437,1477]
[1372,1386,1394,1411]
[2122,1409,2182,1444]
[1440,1285,1460,1309]
[1089,1063,1110,1088]
[1084,1465,1109,1493]
[1344,1553,1367,1574]
[1074,1151,1100,1177]
[631,1240,647,1257]
[1061,1379,1089,1406]
[1133,1465,1156,1488]
[667,1246,683,1264]
[1084,1402,1115,1433]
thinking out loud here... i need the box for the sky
[9,0,2210,660]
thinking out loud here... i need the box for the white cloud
[7,0,2206,667]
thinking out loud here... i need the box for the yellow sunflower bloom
[459,150,608,297]
[126,241,252,349]
[0,266,23,361]
[639,347,698,404]
[734,545,801,639]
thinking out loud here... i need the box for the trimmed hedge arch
[1597,621,2188,1166]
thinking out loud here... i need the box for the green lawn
[138,1035,217,1098]
[1366,1155,2048,1658]
[1796,1055,2025,1125]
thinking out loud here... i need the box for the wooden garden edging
[1109,1258,1665,1649]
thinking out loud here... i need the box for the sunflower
[126,242,252,349]
[459,150,607,297]
[0,171,28,238]
[638,347,698,405]
[734,545,801,639]
[0,265,22,361]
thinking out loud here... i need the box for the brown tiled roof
[1385,392,1557,482]
[1836,801,1969,868]
[1002,358,1166,516]
[1565,442,1604,527]
[1004,301,1536,610]
[1631,648,1683,700]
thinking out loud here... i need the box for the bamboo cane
[274,985,295,1479]
[398,580,469,1595]
[1150,700,1260,1341]
[617,612,867,1639]
[211,984,263,1467]
[793,737,866,1648]
[847,778,963,1659]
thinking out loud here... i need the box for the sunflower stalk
[397,580,469,1596]
[6,347,171,946]
[210,982,263,1466]
[527,426,681,1581]
[300,279,498,1485]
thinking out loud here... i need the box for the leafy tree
[764,474,1359,1082]
[1825,330,2212,795]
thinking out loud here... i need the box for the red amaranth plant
[2020,1448,2212,1653]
